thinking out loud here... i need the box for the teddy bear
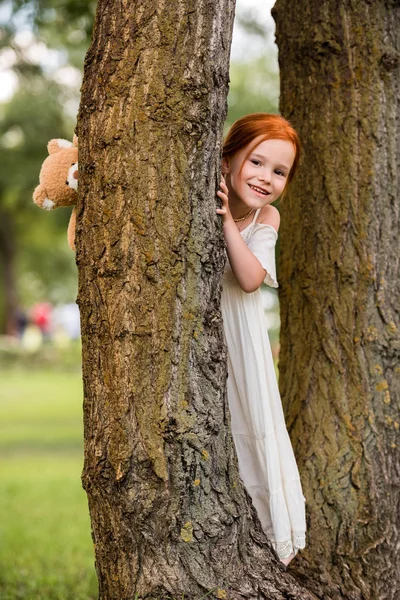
[33,134,78,251]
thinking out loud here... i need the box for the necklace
[233,208,254,223]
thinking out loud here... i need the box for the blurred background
[0,1,279,598]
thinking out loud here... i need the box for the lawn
[0,369,98,600]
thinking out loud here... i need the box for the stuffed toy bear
[33,135,78,251]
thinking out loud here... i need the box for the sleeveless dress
[221,208,307,560]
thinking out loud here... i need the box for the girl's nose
[258,169,272,183]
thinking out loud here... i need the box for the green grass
[0,369,98,600]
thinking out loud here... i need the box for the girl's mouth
[248,184,270,197]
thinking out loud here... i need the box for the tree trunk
[76,1,317,598]
[273,1,400,599]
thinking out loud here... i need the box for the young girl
[216,113,306,567]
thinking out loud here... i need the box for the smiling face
[222,137,296,213]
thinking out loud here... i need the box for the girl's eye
[251,159,261,166]
[275,170,286,177]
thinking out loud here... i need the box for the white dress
[221,208,307,560]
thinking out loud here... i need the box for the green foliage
[0,368,97,600]
[9,0,96,68]
[227,55,279,128]
[0,81,67,194]
[226,3,279,126]
[236,8,272,39]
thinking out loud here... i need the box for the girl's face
[222,137,296,209]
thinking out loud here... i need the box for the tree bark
[273,1,400,599]
[76,1,317,598]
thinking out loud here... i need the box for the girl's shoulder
[257,204,280,233]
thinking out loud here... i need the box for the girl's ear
[221,157,230,175]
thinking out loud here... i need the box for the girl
[216,113,306,567]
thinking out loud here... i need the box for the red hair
[223,113,301,186]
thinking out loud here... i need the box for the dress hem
[270,533,306,560]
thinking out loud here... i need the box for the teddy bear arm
[67,208,76,251]
[33,184,55,210]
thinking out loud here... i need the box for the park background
[0,1,282,598]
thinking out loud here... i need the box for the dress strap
[241,208,261,241]
[248,208,261,236]
[251,208,261,225]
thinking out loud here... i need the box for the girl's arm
[217,179,267,293]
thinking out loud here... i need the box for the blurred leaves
[237,9,272,39]
[227,56,279,128]
[8,0,96,68]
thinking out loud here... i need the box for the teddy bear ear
[72,134,78,148]
[47,138,73,155]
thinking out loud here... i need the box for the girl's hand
[216,176,233,223]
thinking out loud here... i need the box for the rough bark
[76,1,317,599]
[273,1,400,599]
